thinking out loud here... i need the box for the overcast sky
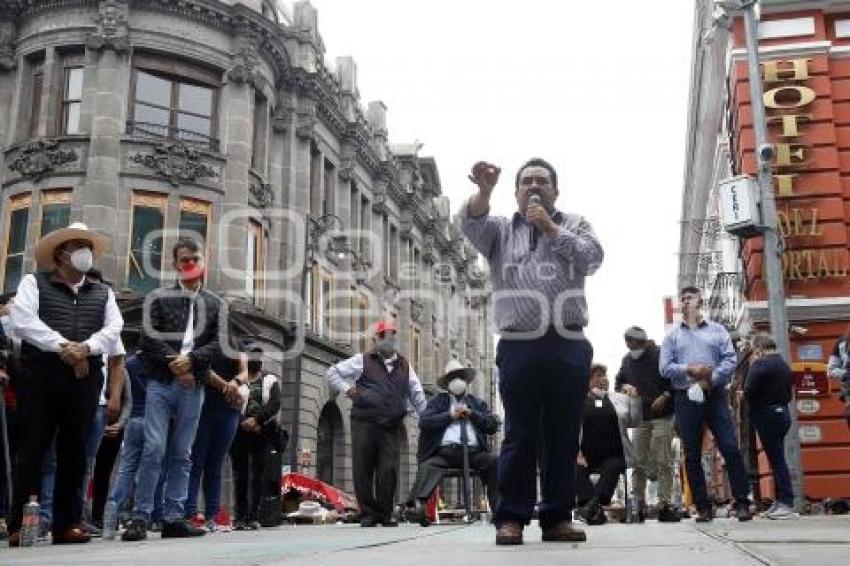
[304,0,695,373]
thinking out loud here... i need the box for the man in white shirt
[7,223,122,546]
[326,319,426,527]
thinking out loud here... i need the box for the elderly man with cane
[406,360,501,526]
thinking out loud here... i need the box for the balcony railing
[709,272,746,330]
[126,121,220,153]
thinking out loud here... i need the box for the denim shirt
[659,319,737,390]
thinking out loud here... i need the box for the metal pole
[289,217,312,473]
[742,2,805,512]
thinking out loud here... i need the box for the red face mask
[178,262,205,282]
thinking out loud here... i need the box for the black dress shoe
[380,518,399,527]
[121,519,147,541]
[735,502,753,522]
[658,504,682,523]
[695,507,714,523]
[161,519,206,538]
[360,516,378,527]
[586,503,607,526]
[52,526,91,544]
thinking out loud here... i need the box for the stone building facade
[0,0,496,499]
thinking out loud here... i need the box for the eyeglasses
[376,331,397,339]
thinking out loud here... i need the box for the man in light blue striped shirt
[660,286,751,522]
[461,158,602,545]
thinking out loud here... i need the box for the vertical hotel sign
[761,58,847,280]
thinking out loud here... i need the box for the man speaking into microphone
[460,159,604,545]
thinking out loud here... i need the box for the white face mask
[591,387,607,399]
[67,248,93,273]
[375,335,398,358]
[629,348,645,360]
[448,378,467,396]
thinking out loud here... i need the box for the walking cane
[459,411,472,521]
[0,383,12,509]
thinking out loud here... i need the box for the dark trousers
[186,393,241,518]
[749,404,793,506]
[91,428,123,524]
[9,363,99,532]
[0,404,15,519]
[409,445,499,511]
[674,390,749,510]
[229,428,267,522]
[494,334,592,528]
[351,418,400,521]
[576,455,625,506]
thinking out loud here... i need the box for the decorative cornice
[86,0,131,53]
[226,33,264,90]
[7,139,77,181]
[249,181,274,209]
[410,298,424,324]
[0,22,16,71]
[129,141,218,186]
[295,103,317,142]
[270,88,296,134]
[744,297,850,325]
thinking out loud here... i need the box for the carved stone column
[80,1,132,283]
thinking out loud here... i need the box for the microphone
[529,194,541,251]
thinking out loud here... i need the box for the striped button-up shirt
[659,319,737,390]
[460,202,604,333]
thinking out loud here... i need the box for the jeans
[674,389,750,510]
[632,416,675,504]
[40,437,57,526]
[493,333,592,528]
[186,392,240,518]
[82,405,107,516]
[132,379,204,522]
[109,416,145,512]
[749,404,793,506]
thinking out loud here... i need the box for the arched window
[316,402,343,486]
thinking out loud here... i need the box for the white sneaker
[766,503,798,520]
[760,502,778,517]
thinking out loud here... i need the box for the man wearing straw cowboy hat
[6,223,123,545]
[406,359,501,526]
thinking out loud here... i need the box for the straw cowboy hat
[34,222,108,270]
[437,359,477,390]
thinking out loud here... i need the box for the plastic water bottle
[626,494,639,524]
[21,496,40,547]
[102,500,118,540]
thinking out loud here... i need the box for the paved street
[2,516,848,565]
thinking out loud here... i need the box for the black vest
[350,351,410,428]
[21,272,109,366]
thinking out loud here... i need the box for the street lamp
[289,214,366,472]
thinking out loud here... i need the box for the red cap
[374,319,398,335]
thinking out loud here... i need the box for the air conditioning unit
[719,175,762,237]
